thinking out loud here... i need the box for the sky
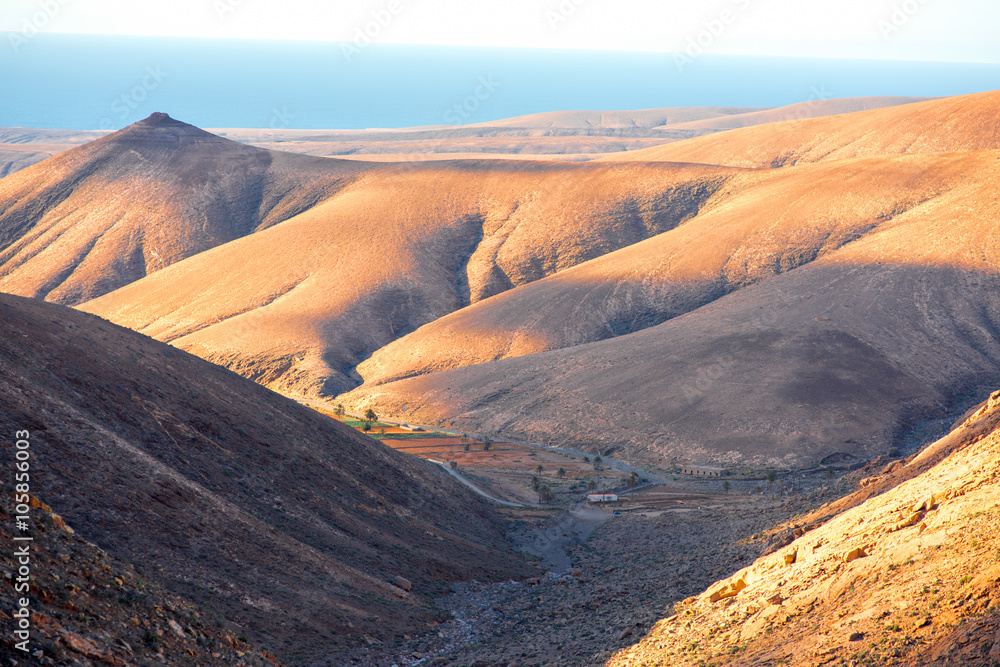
[2,0,999,64]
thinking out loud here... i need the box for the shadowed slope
[352,151,978,387]
[0,293,530,665]
[344,151,1000,468]
[81,160,733,397]
[0,113,372,304]
[608,90,1000,167]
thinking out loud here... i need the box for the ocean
[2,33,998,130]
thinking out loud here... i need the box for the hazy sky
[3,0,998,63]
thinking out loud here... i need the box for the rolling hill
[350,150,985,388]
[339,148,1000,468]
[80,158,734,398]
[656,96,931,131]
[0,292,530,665]
[608,90,1000,167]
[0,113,373,304]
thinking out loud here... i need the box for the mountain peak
[101,112,223,147]
[136,111,183,127]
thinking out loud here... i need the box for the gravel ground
[340,484,849,667]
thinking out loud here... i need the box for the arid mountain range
[3,91,990,468]
[1,94,998,468]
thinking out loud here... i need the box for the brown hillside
[0,497,280,666]
[0,293,530,665]
[343,150,1000,468]
[607,89,1000,167]
[352,150,986,388]
[609,389,1000,667]
[0,113,372,304]
[81,159,733,398]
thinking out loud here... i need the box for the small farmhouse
[587,494,619,503]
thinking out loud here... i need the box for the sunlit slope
[81,160,733,397]
[344,151,1000,468]
[0,113,372,304]
[608,90,1000,167]
[352,151,981,388]
[609,390,1000,666]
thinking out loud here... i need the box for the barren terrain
[0,293,530,664]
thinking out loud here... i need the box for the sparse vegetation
[363,407,378,431]
[538,485,554,503]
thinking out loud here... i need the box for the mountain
[80,159,733,398]
[0,293,530,665]
[609,90,1000,167]
[609,388,1000,666]
[341,148,1000,468]
[0,113,372,304]
[350,149,983,387]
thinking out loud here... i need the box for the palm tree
[586,479,597,491]
[363,408,378,428]
[531,475,541,491]
[482,436,493,451]
[593,456,602,471]
[557,467,566,479]
[334,403,346,419]
[538,485,554,503]
[766,469,777,498]
[536,464,544,475]
[723,480,730,495]
[628,472,639,490]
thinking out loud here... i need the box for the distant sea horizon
[3,33,999,131]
